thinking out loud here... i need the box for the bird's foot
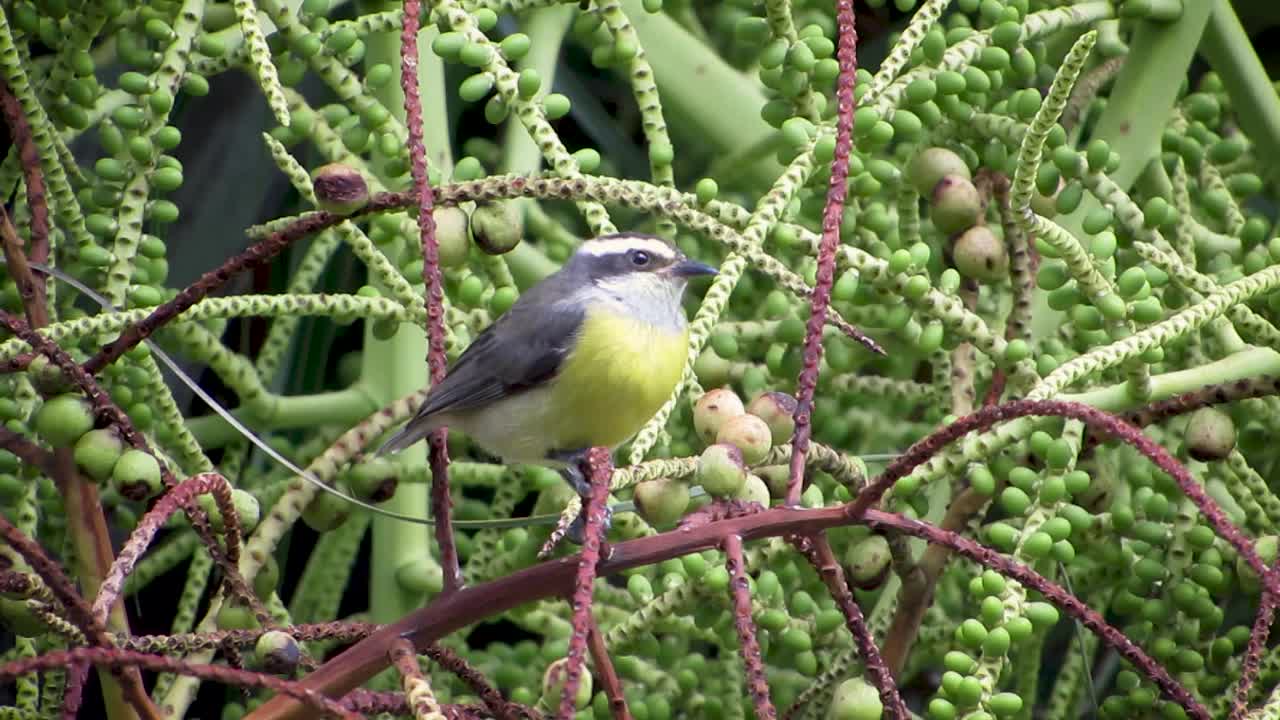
[540,447,615,553]
[549,447,594,496]
[566,503,613,546]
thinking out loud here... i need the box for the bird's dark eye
[629,250,650,267]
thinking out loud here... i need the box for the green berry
[716,414,772,465]
[696,444,748,497]
[844,534,891,589]
[34,394,95,448]
[1184,407,1235,462]
[908,147,971,196]
[830,678,883,720]
[73,427,124,482]
[633,478,690,526]
[930,175,983,233]
[952,226,1008,281]
[111,449,163,501]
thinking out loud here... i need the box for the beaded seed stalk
[3,1,1280,719]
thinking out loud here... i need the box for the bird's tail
[375,413,441,456]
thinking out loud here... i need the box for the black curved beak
[671,259,718,278]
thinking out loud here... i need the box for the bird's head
[562,232,718,327]
[570,232,717,285]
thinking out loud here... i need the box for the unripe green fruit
[745,392,797,445]
[197,488,262,534]
[951,226,1008,281]
[845,534,891,589]
[310,163,369,215]
[540,657,591,711]
[434,206,471,268]
[254,553,280,600]
[111,449,163,501]
[908,147,970,196]
[34,393,95,448]
[73,427,124,482]
[930,175,983,234]
[828,677,883,720]
[1184,407,1235,462]
[301,485,352,532]
[470,201,523,255]
[755,464,792,499]
[696,444,748,497]
[734,474,771,507]
[28,356,72,395]
[254,630,301,675]
[215,602,260,631]
[344,458,398,503]
[693,388,745,444]
[716,414,773,466]
[632,478,690,526]
[1237,535,1278,593]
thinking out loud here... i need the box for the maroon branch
[1231,580,1278,719]
[92,473,242,626]
[0,424,55,475]
[64,662,87,720]
[560,447,613,719]
[0,79,49,324]
[422,644,533,720]
[390,638,439,717]
[340,690,492,719]
[586,617,631,720]
[788,0,858,506]
[1082,375,1280,453]
[0,309,268,626]
[123,622,379,654]
[0,513,108,646]
[794,534,907,718]
[0,647,359,719]
[845,399,1279,596]
[0,512,159,720]
[866,509,1208,719]
[724,533,776,719]
[247,496,1206,720]
[401,0,462,596]
[80,191,405,375]
[249,394,1237,720]
[0,351,34,374]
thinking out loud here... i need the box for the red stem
[389,638,439,718]
[845,399,1280,596]
[796,535,908,718]
[0,80,49,323]
[0,648,359,719]
[400,0,462,595]
[91,473,242,626]
[788,0,858,505]
[422,644,533,720]
[867,510,1207,719]
[1230,580,1277,719]
[248,393,1236,720]
[0,512,158,719]
[0,309,269,624]
[724,533,776,719]
[559,447,613,719]
[586,616,632,720]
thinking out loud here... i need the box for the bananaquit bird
[377,232,717,500]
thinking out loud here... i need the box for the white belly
[443,386,567,466]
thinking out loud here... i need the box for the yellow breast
[545,308,689,452]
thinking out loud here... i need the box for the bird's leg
[548,448,613,546]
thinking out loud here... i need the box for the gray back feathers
[376,233,693,455]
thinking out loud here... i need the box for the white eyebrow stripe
[577,235,678,259]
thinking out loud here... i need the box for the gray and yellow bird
[378,232,717,496]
